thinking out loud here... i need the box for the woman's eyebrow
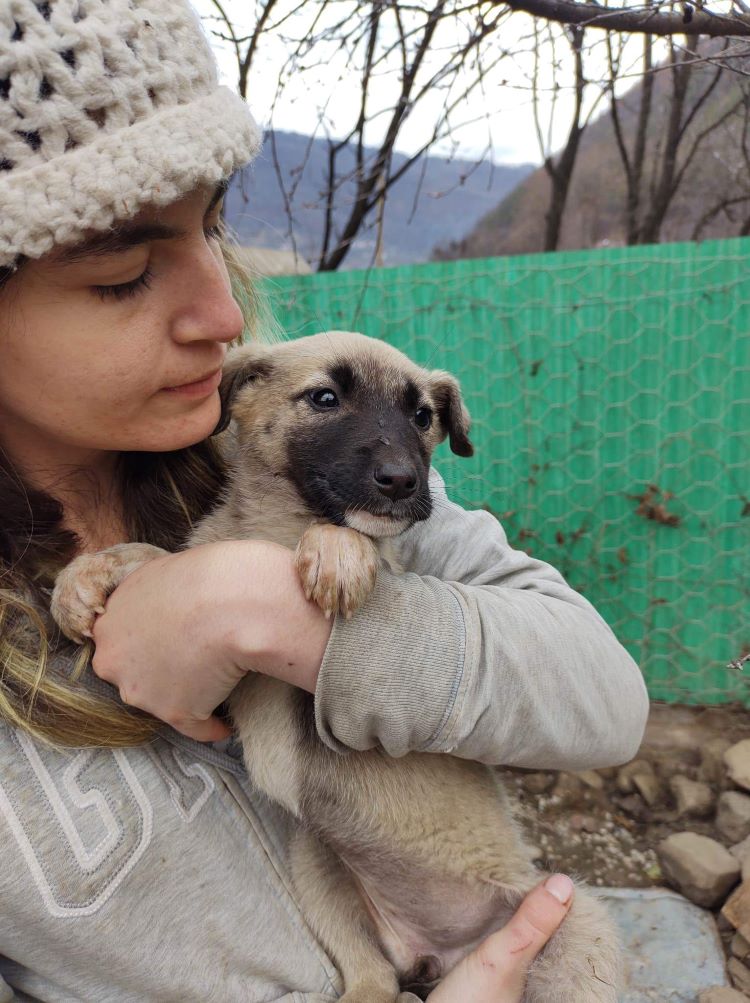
[54,222,184,264]
[54,179,230,265]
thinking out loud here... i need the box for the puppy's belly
[301,745,535,985]
[346,857,515,982]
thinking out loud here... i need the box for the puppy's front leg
[51,542,167,644]
[294,524,379,619]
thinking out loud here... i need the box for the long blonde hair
[0,235,262,748]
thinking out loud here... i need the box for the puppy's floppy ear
[429,372,474,457]
[212,344,275,435]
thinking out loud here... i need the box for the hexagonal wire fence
[262,238,750,706]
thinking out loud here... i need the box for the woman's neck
[1,430,127,553]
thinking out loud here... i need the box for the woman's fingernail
[545,873,574,904]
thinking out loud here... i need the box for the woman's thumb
[427,874,574,1003]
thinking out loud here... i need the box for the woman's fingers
[427,874,574,1003]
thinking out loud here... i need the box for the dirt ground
[508,703,750,890]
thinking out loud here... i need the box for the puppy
[52,331,620,1002]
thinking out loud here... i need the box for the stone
[520,772,555,795]
[733,930,750,961]
[574,769,604,790]
[605,886,728,1000]
[726,740,750,792]
[700,988,750,1002]
[729,957,750,996]
[670,775,715,818]
[718,792,750,843]
[700,737,734,787]
[731,836,750,881]
[723,880,750,934]
[617,758,655,794]
[569,812,598,833]
[596,766,618,781]
[633,771,662,807]
[659,832,740,908]
[551,772,583,804]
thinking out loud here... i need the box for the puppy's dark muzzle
[373,462,417,501]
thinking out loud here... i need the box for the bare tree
[205,0,512,270]
[691,80,750,236]
[605,34,748,244]
[530,22,609,249]
[498,0,750,39]
[204,0,750,269]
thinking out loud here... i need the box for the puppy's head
[215,331,473,537]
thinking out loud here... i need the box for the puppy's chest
[193,493,402,573]
[377,539,402,574]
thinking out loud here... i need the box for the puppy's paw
[294,524,379,619]
[51,542,167,644]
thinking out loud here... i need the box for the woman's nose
[171,241,245,345]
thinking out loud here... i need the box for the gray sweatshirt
[0,472,649,1002]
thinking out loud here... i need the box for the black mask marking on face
[286,382,433,528]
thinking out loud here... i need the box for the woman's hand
[426,875,574,1003]
[90,540,332,741]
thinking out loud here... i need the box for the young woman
[0,2,648,1000]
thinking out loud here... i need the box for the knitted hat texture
[0,0,262,268]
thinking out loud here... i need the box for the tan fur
[52,332,620,1002]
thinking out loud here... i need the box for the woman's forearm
[311,470,649,769]
[313,566,648,769]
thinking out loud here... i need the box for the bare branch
[498,0,750,37]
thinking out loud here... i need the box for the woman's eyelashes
[93,267,154,301]
[91,222,222,301]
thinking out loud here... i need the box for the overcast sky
[193,1,667,166]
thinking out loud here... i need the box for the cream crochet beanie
[0,0,262,268]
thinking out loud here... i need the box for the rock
[731,836,750,881]
[669,775,715,818]
[574,769,604,790]
[726,740,750,792]
[733,930,750,961]
[551,772,583,804]
[723,880,750,936]
[633,771,663,807]
[596,766,618,781]
[700,988,750,1002]
[658,832,741,908]
[718,792,750,843]
[569,813,598,833]
[700,737,734,787]
[617,759,655,794]
[615,792,650,821]
[520,772,555,795]
[729,957,750,995]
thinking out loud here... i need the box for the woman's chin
[130,398,222,452]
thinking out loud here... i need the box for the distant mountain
[436,53,750,261]
[224,130,533,270]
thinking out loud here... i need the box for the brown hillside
[436,52,750,259]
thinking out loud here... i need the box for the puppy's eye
[307,388,339,409]
[414,407,433,430]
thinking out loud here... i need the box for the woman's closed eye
[92,222,222,301]
[93,267,154,301]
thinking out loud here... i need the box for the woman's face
[0,184,244,471]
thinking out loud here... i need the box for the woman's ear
[213,344,275,435]
[429,371,474,457]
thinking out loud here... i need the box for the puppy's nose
[373,463,417,500]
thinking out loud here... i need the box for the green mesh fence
[261,238,750,706]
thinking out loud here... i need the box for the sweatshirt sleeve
[314,469,649,770]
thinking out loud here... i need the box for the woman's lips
[162,368,222,398]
